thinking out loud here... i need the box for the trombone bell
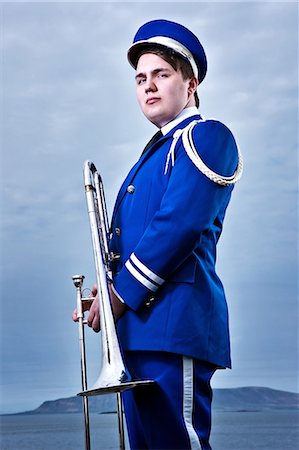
[78,379,155,397]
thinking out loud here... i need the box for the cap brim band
[128,35,199,80]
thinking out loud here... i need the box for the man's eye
[137,78,146,85]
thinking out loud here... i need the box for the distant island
[9,387,299,416]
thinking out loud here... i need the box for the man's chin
[143,111,171,129]
[143,113,162,128]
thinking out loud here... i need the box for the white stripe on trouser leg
[183,357,202,450]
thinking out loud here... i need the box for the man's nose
[145,78,157,93]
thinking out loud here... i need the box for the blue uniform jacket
[109,114,239,368]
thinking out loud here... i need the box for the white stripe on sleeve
[125,260,159,292]
[130,253,165,286]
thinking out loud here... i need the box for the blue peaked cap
[128,19,207,84]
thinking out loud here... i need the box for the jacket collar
[162,113,202,140]
[137,112,201,166]
[111,112,202,224]
[161,106,200,136]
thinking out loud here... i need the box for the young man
[74,19,242,450]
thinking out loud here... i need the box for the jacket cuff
[113,253,164,311]
[110,284,126,304]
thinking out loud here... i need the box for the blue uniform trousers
[123,351,216,450]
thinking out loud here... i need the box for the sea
[1,410,298,450]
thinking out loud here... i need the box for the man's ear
[188,77,198,96]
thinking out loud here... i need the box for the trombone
[72,160,154,450]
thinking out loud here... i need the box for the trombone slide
[72,160,154,450]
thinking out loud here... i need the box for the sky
[1,1,298,414]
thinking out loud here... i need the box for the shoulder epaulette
[164,120,243,186]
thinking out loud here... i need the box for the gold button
[127,185,135,194]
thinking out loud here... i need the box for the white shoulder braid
[164,120,243,186]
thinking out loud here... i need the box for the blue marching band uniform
[108,20,243,450]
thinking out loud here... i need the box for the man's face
[135,53,195,128]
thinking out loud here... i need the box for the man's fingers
[92,317,100,333]
[91,283,98,297]
[72,284,100,332]
[72,309,78,322]
[87,298,100,333]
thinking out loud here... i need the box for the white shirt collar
[161,106,199,136]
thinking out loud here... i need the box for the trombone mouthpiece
[72,274,85,288]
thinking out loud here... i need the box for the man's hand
[86,284,101,332]
[72,283,126,333]
[72,284,100,332]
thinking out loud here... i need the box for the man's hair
[137,46,200,108]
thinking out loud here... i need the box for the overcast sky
[1,1,298,414]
